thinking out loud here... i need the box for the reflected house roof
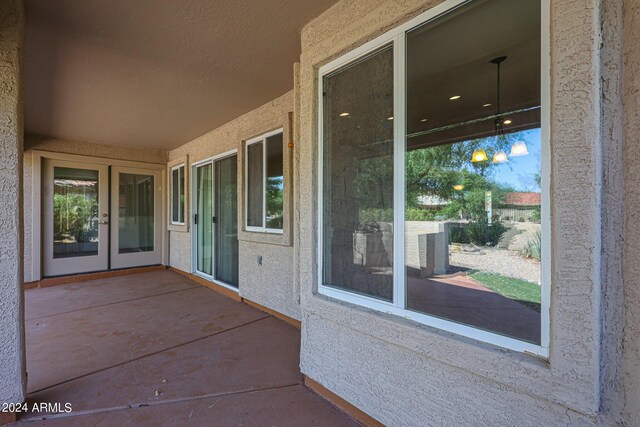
[54,179,97,188]
[504,192,541,206]
[417,195,449,207]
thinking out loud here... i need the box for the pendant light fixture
[493,151,508,163]
[471,148,488,162]
[490,56,510,164]
[510,141,529,156]
[493,56,528,161]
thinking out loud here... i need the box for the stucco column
[0,0,26,421]
[624,0,640,423]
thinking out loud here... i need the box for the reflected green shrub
[53,193,98,242]
[450,221,507,247]
[529,207,541,223]
[520,231,542,261]
[359,208,439,222]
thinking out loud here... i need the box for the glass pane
[52,167,99,259]
[266,133,284,229]
[197,164,213,275]
[118,173,154,254]
[178,166,185,223]
[215,156,239,287]
[405,0,541,344]
[172,168,180,223]
[322,45,394,301]
[247,142,264,227]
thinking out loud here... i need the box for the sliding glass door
[193,154,238,288]
[195,163,213,276]
[215,155,239,287]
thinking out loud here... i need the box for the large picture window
[319,0,548,354]
[245,129,284,232]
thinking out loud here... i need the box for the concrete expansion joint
[26,286,199,322]
[24,383,303,423]
[28,315,271,396]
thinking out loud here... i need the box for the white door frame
[31,150,166,281]
[110,166,163,269]
[190,149,238,292]
[42,158,109,277]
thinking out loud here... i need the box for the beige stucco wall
[167,91,300,320]
[22,135,167,282]
[12,0,639,423]
[0,0,26,405]
[623,0,640,422]
[296,0,630,425]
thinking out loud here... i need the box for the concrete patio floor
[13,270,360,426]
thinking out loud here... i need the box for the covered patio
[16,270,358,426]
[1,0,639,424]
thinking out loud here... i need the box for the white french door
[42,161,163,277]
[110,166,163,269]
[43,159,109,276]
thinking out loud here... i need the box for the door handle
[99,220,109,225]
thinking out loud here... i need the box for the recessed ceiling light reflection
[420,118,428,122]
[503,119,512,124]
[482,103,492,107]
[449,95,461,101]
[339,112,350,117]
[387,116,394,120]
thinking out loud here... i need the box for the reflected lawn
[468,271,541,313]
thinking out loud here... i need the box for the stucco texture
[296,0,627,425]
[168,91,300,320]
[0,0,26,404]
[623,0,640,423]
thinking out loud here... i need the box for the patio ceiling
[24,0,338,150]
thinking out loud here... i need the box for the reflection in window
[320,0,544,346]
[246,142,264,228]
[118,173,154,254]
[322,45,394,301]
[52,167,99,259]
[171,165,185,224]
[246,130,284,231]
[266,133,284,229]
[404,0,541,344]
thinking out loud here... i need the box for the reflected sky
[492,128,541,192]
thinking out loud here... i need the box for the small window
[171,164,185,225]
[245,129,284,232]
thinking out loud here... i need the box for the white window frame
[170,163,185,225]
[245,128,285,234]
[317,0,551,357]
